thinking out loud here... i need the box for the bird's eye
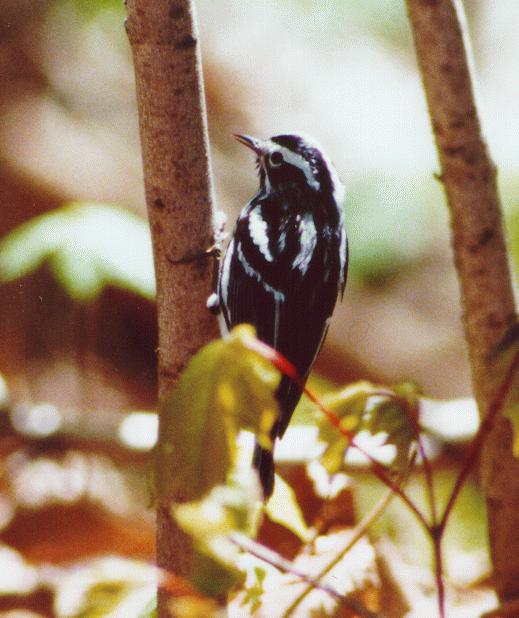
[269,151,284,166]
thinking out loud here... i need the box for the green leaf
[365,398,415,470]
[172,469,262,597]
[61,0,124,18]
[240,567,266,614]
[320,435,350,475]
[392,381,422,411]
[0,202,155,301]
[158,326,280,599]
[291,373,336,426]
[362,381,420,469]
[167,597,222,618]
[159,325,281,501]
[264,474,313,543]
[70,581,131,618]
[317,381,377,474]
[315,381,418,472]
[53,557,157,618]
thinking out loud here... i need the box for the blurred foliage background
[3,0,519,404]
[0,0,518,615]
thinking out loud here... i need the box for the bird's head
[234,133,344,206]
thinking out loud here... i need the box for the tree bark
[125,0,219,614]
[405,0,518,601]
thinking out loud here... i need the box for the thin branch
[405,0,519,601]
[282,483,398,618]
[440,347,519,532]
[373,389,437,525]
[430,343,519,618]
[404,397,437,527]
[432,531,446,618]
[244,336,431,531]
[230,535,385,618]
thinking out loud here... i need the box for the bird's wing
[219,237,283,345]
[219,201,345,438]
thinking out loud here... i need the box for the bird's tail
[252,440,275,500]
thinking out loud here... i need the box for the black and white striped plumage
[218,133,348,498]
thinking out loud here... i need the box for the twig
[440,347,519,532]
[373,388,437,525]
[245,320,519,616]
[230,535,386,618]
[405,396,437,527]
[282,483,398,618]
[431,529,446,618]
[244,336,431,530]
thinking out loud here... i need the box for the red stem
[247,332,519,617]
[244,336,431,531]
[432,533,446,618]
[376,389,437,525]
[439,347,519,533]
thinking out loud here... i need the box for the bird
[217,133,348,498]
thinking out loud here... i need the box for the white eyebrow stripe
[273,133,345,206]
[277,147,320,191]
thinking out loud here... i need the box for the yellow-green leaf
[0,202,155,301]
[172,469,262,597]
[315,380,417,472]
[320,435,350,475]
[159,325,281,501]
[264,474,313,543]
[168,597,221,618]
[53,557,157,618]
[366,398,415,469]
[316,381,377,473]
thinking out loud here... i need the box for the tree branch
[405,0,519,601]
[125,0,219,614]
[282,483,397,618]
[229,535,385,618]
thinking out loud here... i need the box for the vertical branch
[405,0,519,601]
[125,0,219,613]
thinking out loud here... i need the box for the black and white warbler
[216,133,348,498]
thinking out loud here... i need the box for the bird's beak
[233,133,266,154]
